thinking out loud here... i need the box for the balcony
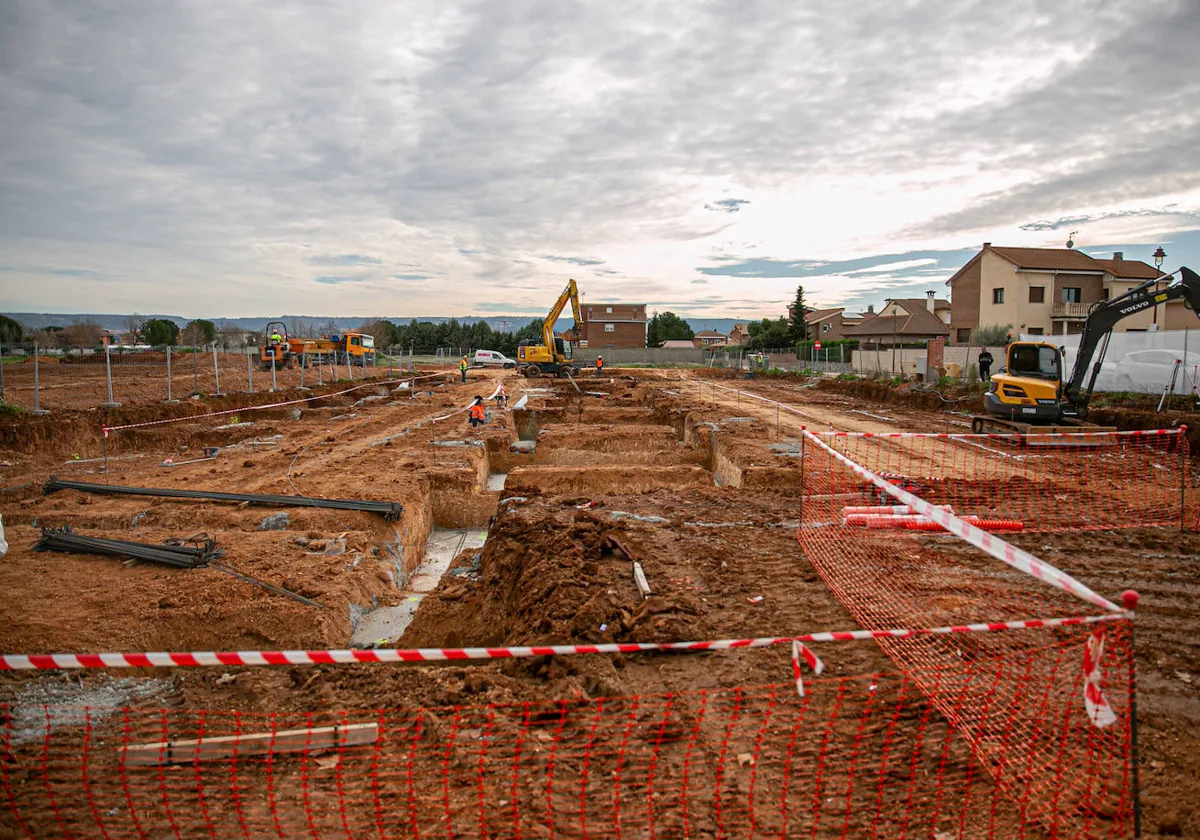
[1052,302,1091,319]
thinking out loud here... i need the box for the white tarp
[1020,328,1199,395]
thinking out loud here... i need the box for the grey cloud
[1020,208,1200,232]
[1,0,1196,313]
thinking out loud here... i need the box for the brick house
[693,329,727,347]
[726,323,752,346]
[580,302,647,348]
[805,308,871,341]
[844,295,951,347]
[945,244,1175,343]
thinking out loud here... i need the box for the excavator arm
[1066,266,1200,410]
[541,279,581,354]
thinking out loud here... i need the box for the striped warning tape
[0,612,1125,672]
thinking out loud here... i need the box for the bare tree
[61,320,103,348]
[124,312,144,344]
[218,325,247,349]
[287,318,311,338]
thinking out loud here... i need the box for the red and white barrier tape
[1083,628,1117,728]
[0,613,1122,671]
[102,369,455,436]
[0,612,1127,715]
[819,427,1185,440]
[430,382,504,422]
[803,428,1122,613]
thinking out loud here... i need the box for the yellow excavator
[516,278,585,378]
[973,266,1200,432]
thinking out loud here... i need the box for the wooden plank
[119,722,378,767]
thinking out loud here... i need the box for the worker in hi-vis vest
[468,396,486,427]
[459,355,469,383]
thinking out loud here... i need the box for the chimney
[867,304,874,315]
[1112,251,1123,265]
[983,242,991,248]
[926,290,936,312]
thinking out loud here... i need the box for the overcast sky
[2,0,1198,320]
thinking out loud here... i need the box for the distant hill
[5,312,750,337]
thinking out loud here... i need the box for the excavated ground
[1,366,1197,837]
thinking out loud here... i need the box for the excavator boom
[1065,266,1200,411]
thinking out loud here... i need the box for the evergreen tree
[787,285,809,344]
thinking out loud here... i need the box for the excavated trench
[2,375,805,656]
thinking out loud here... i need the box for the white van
[473,349,517,368]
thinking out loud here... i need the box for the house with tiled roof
[726,323,752,346]
[945,244,1177,343]
[693,329,727,347]
[844,293,951,346]
[804,307,869,341]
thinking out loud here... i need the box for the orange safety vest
[596,358,604,368]
[469,403,486,421]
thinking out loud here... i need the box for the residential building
[843,295,951,346]
[945,244,1176,343]
[805,307,872,341]
[580,302,647,348]
[726,323,752,346]
[660,339,696,349]
[693,329,727,347]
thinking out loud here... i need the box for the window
[604,323,615,332]
[992,288,1005,304]
[1027,327,1044,335]
[957,328,971,343]
[822,323,831,333]
[1062,287,1081,304]
[1029,286,1045,303]
[1009,344,1060,380]
[606,307,612,314]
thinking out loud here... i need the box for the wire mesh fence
[0,344,420,412]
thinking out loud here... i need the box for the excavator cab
[984,342,1064,423]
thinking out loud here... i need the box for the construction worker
[595,355,604,376]
[270,329,283,345]
[468,396,487,428]
[977,348,994,382]
[494,383,508,410]
[459,354,469,383]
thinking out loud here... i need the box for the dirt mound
[402,503,711,651]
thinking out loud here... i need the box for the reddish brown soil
[1,367,1196,837]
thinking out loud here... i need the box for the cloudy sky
[1,0,1198,321]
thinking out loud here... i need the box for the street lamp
[1151,247,1167,329]
[1152,246,1166,271]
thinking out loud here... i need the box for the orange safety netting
[795,429,1190,838]
[2,650,1131,839]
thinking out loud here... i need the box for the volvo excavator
[516,278,585,378]
[973,266,1200,433]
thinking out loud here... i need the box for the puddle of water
[486,473,508,491]
[350,528,488,647]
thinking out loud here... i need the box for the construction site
[0,348,1197,838]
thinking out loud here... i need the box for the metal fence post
[346,352,353,381]
[33,343,41,413]
[271,358,277,392]
[211,344,222,395]
[317,356,323,386]
[192,346,199,394]
[299,353,306,388]
[247,351,254,393]
[0,342,5,403]
[102,345,120,407]
[166,346,176,402]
